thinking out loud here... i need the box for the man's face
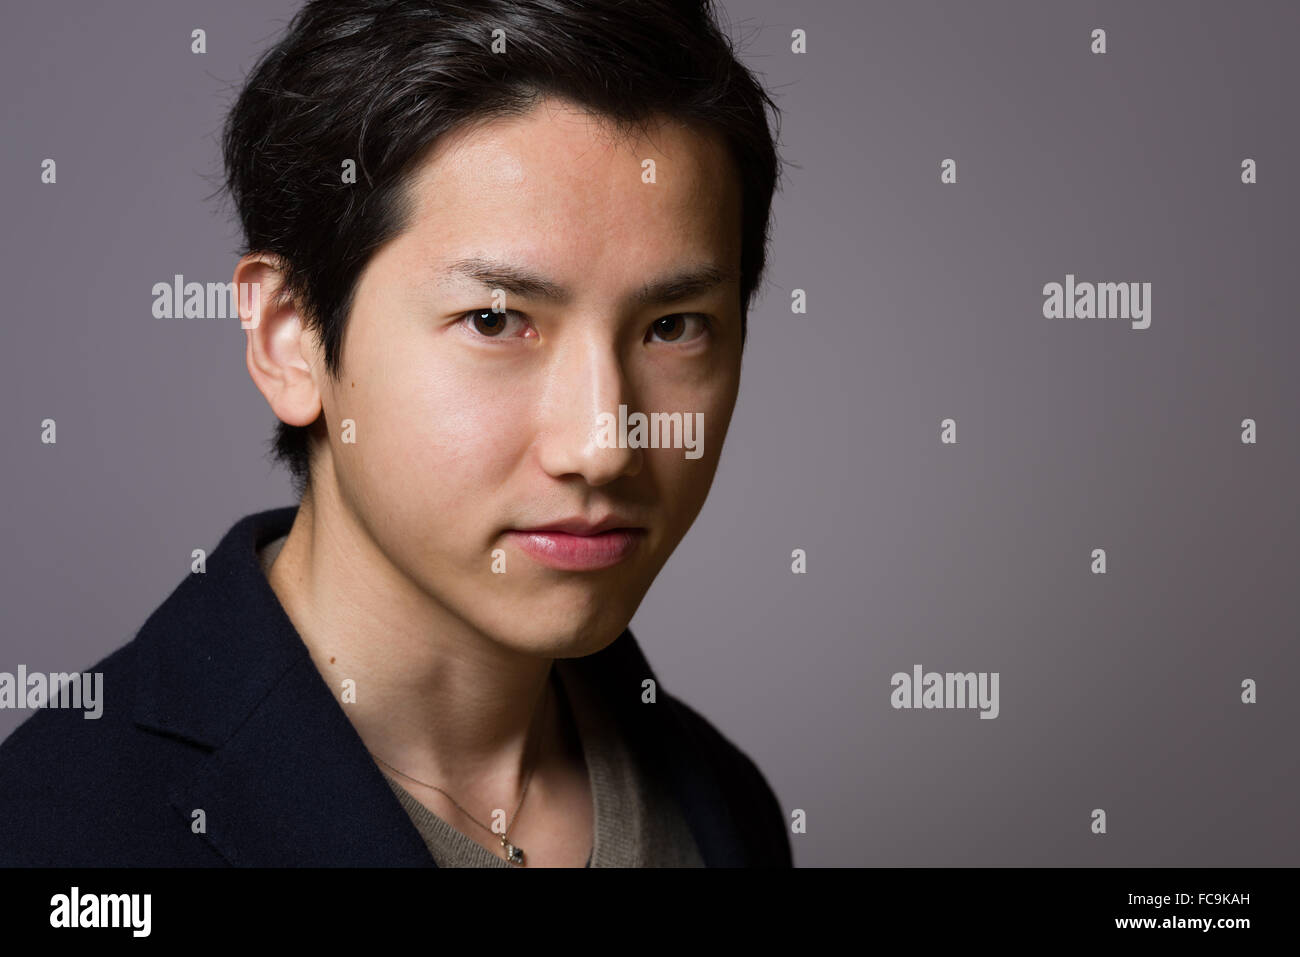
[314,96,744,657]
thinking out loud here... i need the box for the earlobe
[238,254,323,428]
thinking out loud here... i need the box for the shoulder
[0,640,221,866]
[659,690,793,867]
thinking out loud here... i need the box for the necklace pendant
[501,837,524,865]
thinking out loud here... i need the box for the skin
[237,95,744,866]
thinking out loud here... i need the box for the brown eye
[648,314,707,344]
[652,315,684,341]
[465,308,525,338]
[470,309,512,336]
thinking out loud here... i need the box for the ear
[237,254,323,429]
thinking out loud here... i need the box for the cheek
[643,385,735,513]
[338,340,531,514]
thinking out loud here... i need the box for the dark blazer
[0,507,791,867]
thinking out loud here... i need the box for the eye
[460,308,531,339]
[647,314,708,344]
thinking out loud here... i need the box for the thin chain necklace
[370,680,551,866]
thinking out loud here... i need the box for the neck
[265,477,560,810]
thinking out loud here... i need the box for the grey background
[2,0,1296,866]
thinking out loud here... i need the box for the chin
[486,608,631,659]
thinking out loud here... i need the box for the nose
[534,336,643,487]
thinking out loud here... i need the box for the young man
[0,0,788,867]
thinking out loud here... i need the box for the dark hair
[221,0,785,498]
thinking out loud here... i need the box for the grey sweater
[259,534,704,868]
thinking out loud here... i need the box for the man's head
[223,0,783,653]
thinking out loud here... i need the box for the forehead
[395,97,742,282]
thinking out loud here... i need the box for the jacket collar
[132,507,744,866]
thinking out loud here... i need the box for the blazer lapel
[170,651,436,866]
[133,507,436,867]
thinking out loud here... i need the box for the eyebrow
[443,256,736,307]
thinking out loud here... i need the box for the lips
[517,514,638,535]
[505,527,645,571]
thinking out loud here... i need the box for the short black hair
[221,0,785,498]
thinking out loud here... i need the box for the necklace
[370,679,550,866]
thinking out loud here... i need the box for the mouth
[505,526,647,571]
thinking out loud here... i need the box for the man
[0,0,789,867]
